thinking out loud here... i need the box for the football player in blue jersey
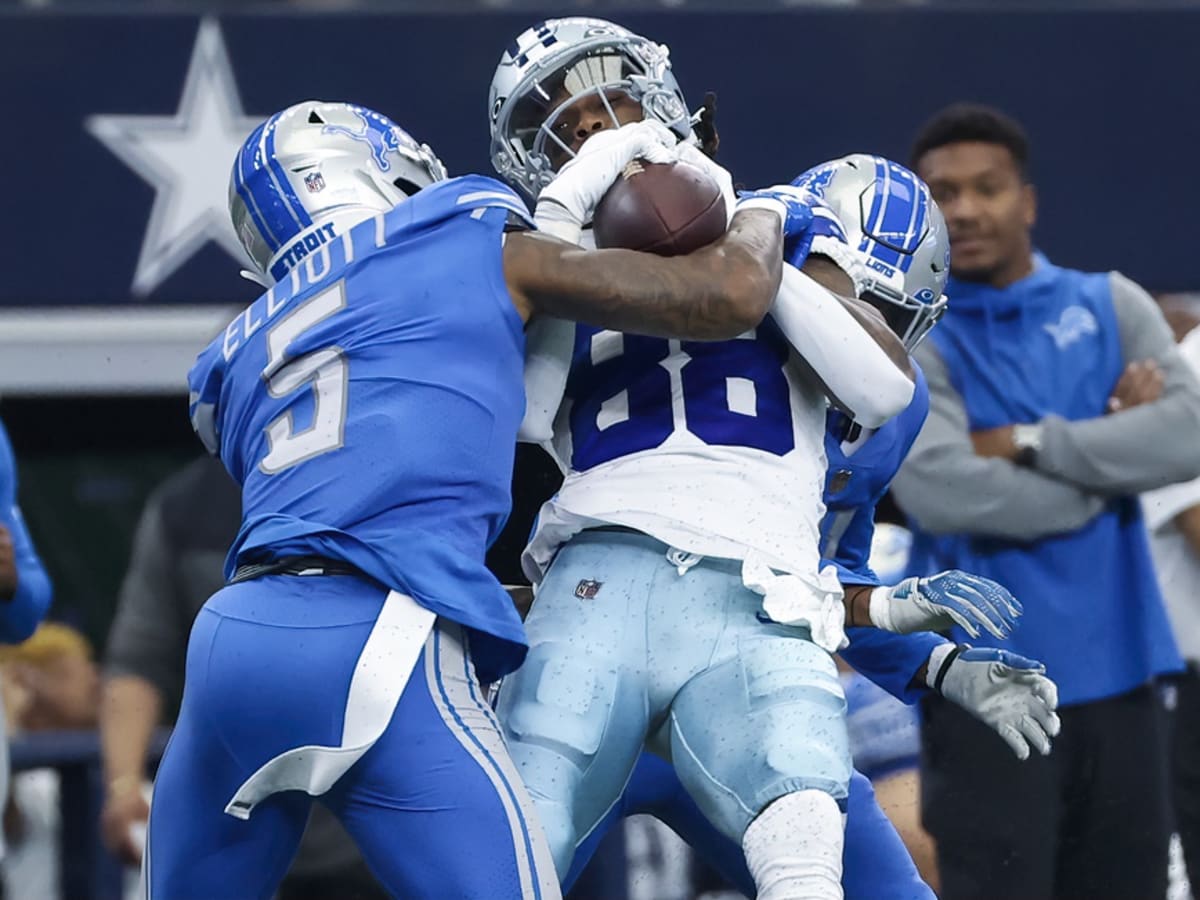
[146,100,810,900]
[557,156,1062,900]
[486,19,1029,900]
[0,413,53,829]
[0,418,52,646]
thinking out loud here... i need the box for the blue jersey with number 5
[188,176,533,681]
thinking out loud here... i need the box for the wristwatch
[1012,423,1043,468]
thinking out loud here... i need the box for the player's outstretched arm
[503,207,783,341]
[844,570,1022,640]
[772,265,915,429]
[925,645,1061,760]
[803,257,913,377]
[743,185,913,378]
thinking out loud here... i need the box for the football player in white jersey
[487,18,1020,899]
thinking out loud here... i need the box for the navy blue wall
[4,7,1198,304]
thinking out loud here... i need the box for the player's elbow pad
[844,370,914,430]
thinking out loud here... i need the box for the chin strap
[239,269,270,287]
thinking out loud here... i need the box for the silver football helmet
[230,100,447,283]
[796,154,950,351]
[489,17,694,199]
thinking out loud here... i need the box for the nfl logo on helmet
[304,171,326,193]
[574,579,603,600]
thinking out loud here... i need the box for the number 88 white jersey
[523,315,839,606]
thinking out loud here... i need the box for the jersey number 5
[260,282,349,474]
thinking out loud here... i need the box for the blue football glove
[869,570,1022,640]
[735,185,817,251]
[786,197,850,270]
[927,644,1061,760]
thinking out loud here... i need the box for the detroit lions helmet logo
[321,111,405,173]
[791,161,841,198]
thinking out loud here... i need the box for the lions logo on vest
[575,579,603,600]
[1044,305,1099,350]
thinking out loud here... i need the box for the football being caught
[592,159,728,256]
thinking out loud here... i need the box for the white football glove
[534,120,677,244]
[928,644,1062,760]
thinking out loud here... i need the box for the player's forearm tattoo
[514,210,783,341]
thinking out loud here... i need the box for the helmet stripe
[262,112,313,231]
[233,123,282,254]
[897,176,929,274]
[864,157,903,271]
[246,118,309,253]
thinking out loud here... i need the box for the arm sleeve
[1034,273,1200,495]
[770,264,914,429]
[0,421,51,644]
[518,317,574,444]
[103,494,185,699]
[891,343,1107,539]
[839,627,946,705]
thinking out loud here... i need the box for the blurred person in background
[893,102,1200,900]
[0,418,52,652]
[0,623,97,899]
[99,456,387,900]
[0,413,53,876]
[1143,294,1200,890]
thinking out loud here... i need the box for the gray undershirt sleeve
[1034,272,1200,495]
[892,343,1106,540]
[103,494,185,699]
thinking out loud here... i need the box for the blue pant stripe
[432,628,543,900]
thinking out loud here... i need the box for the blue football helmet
[229,100,447,284]
[794,154,950,352]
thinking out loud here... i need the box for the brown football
[591,159,727,256]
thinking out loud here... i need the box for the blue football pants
[145,574,558,900]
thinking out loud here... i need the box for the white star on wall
[86,18,263,297]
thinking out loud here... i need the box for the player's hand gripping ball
[592,159,727,256]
